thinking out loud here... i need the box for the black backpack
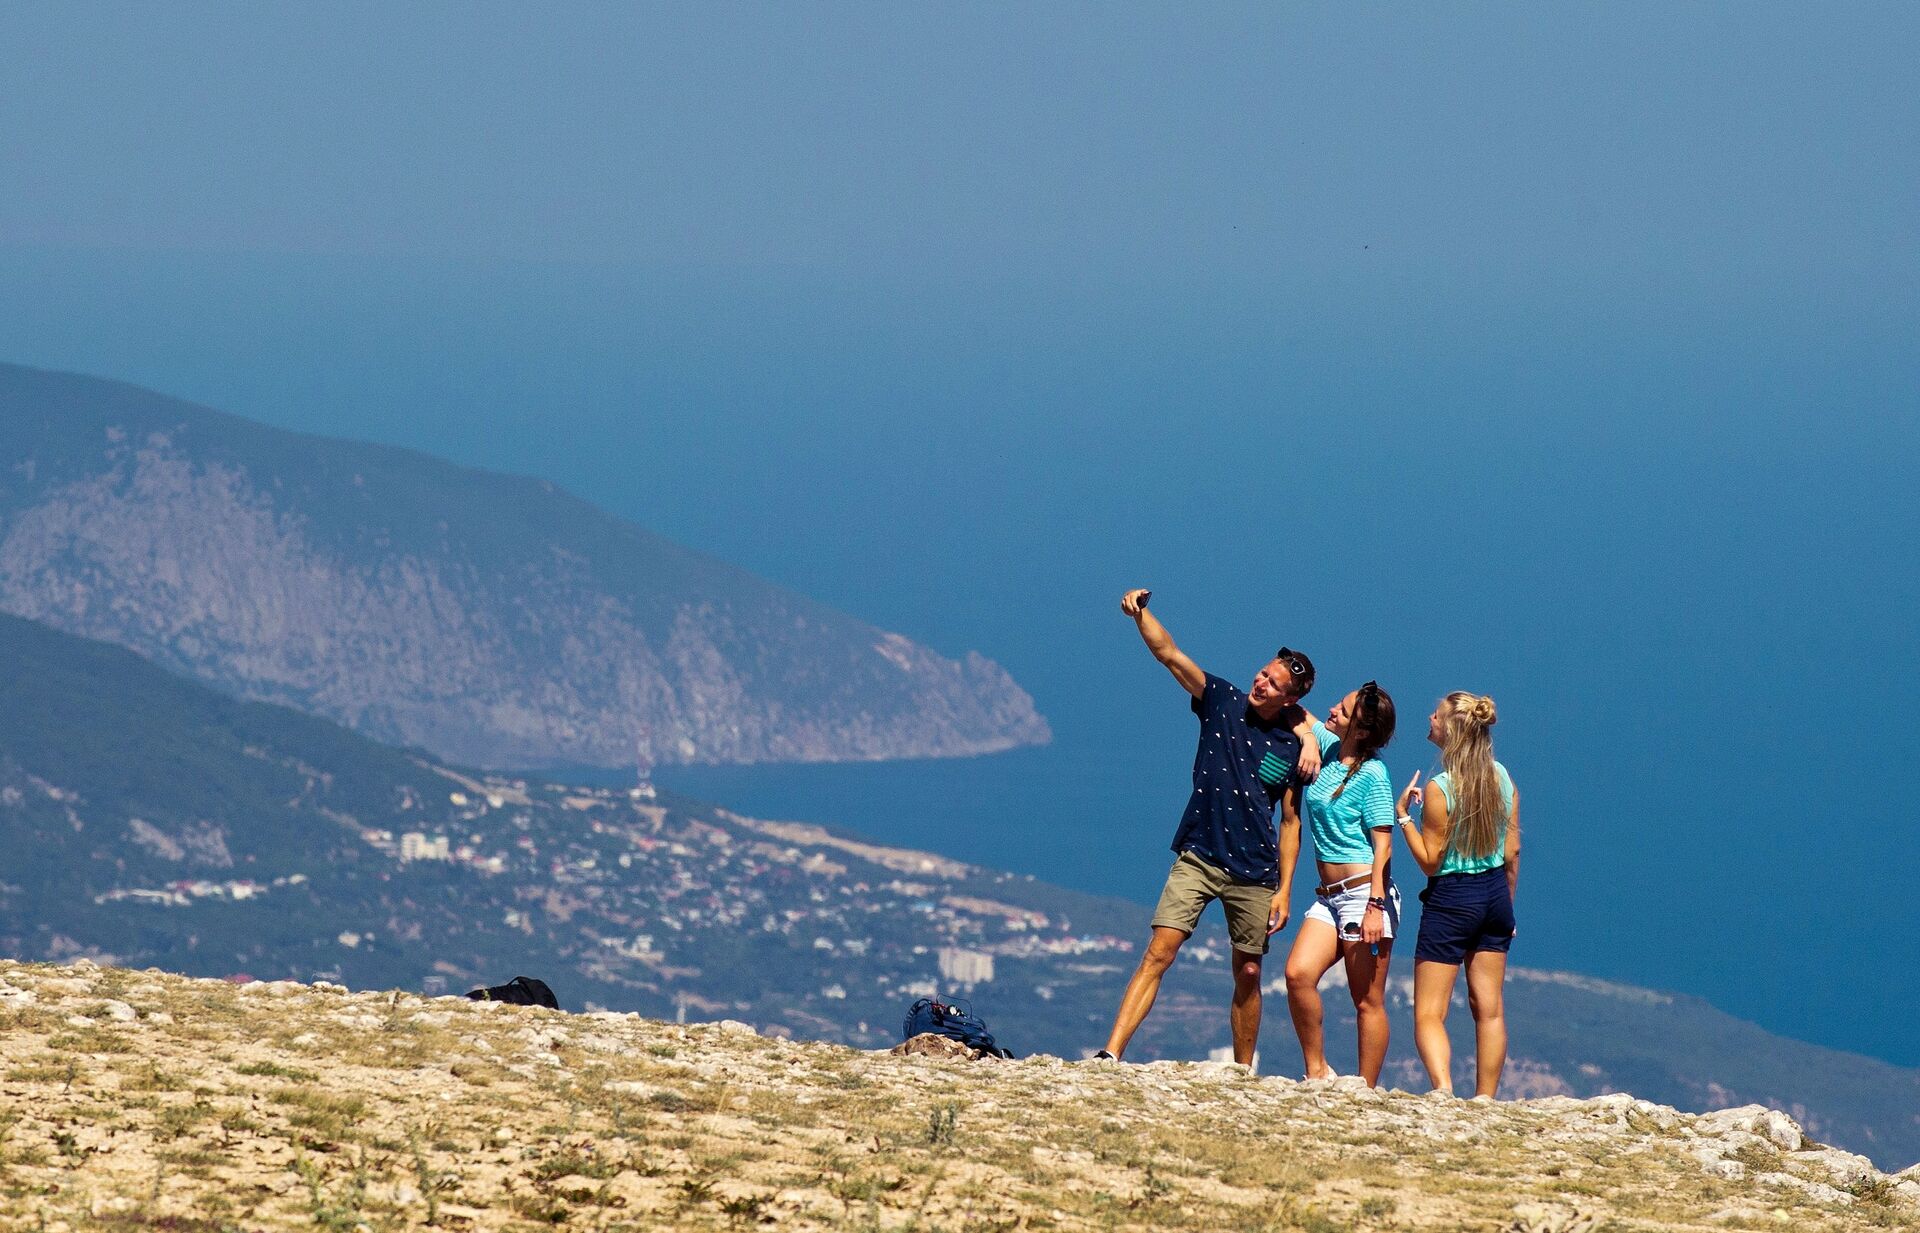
[466,975,559,1009]
[902,997,1012,1058]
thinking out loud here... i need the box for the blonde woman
[1396,693,1519,1098]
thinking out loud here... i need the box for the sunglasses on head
[1275,648,1309,680]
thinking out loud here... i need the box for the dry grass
[0,959,1910,1232]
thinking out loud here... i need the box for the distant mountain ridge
[1,611,1915,1170]
[0,362,1049,769]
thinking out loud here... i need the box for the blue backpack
[902,998,1013,1058]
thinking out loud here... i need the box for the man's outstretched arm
[1121,589,1205,698]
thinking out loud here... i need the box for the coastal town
[73,763,1149,1050]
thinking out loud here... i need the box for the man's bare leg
[1229,949,1264,1066]
[1284,919,1343,1078]
[1101,926,1188,1058]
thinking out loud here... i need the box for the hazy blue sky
[2,5,1916,1065]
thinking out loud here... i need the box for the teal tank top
[1428,761,1514,876]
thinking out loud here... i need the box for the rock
[1697,1105,1804,1151]
[1508,1202,1600,1233]
[713,1019,757,1038]
[240,980,305,999]
[144,1010,174,1025]
[1797,1181,1853,1206]
[1755,1173,1852,1205]
[892,1033,986,1061]
[1789,1145,1877,1184]
[1574,1093,1637,1126]
[1523,1096,1586,1114]
[1899,1163,1920,1181]
[331,1012,384,1031]
[1697,1105,1767,1132]
[1753,1110,1803,1150]
[0,985,37,1007]
[1630,1099,1680,1130]
[1709,1130,1775,1159]
[1691,1147,1747,1180]
[98,999,138,1022]
[0,955,1905,1231]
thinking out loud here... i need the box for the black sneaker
[1092,1049,1117,1061]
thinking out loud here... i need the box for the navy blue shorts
[1414,867,1515,965]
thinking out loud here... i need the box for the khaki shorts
[1150,851,1276,956]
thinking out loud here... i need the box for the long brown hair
[1438,691,1505,860]
[1331,681,1396,799]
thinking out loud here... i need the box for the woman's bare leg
[1463,950,1509,1098]
[1342,939,1393,1086]
[1284,919,1344,1078]
[1413,959,1461,1093]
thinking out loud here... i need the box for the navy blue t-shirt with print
[1168,673,1303,888]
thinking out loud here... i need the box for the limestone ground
[0,961,1913,1232]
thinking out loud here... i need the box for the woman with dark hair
[1397,692,1520,1098]
[1281,681,1400,1085]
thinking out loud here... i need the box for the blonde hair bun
[1470,695,1497,726]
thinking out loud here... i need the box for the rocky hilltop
[5,609,1919,1174]
[0,363,1049,769]
[0,960,1915,1232]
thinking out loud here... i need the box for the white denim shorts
[1306,880,1402,943]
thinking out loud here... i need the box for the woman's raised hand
[1396,770,1423,818]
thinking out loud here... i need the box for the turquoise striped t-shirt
[1302,721,1395,865]
[1428,761,1515,876]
